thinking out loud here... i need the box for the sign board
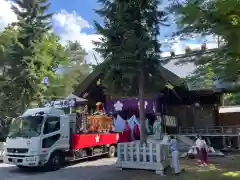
[165,116,177,127]
[44,99,76,108]
[42,76,49,85]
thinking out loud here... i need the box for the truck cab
[3,107,70,169]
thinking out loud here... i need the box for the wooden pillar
[238,136,240,150]
[222,136,226,148]
[228,137,232,147]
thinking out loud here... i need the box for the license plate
[12,158,18,163]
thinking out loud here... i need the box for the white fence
[0,142,5,162]
[116,141,170,175]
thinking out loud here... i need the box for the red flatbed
[71,133,119,149]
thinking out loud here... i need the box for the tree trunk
[139,68,146,143]
[21,98,26,114]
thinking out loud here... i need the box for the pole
[139,68,146,143]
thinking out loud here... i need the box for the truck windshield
[8,116,44,138]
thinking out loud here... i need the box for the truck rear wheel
[46,152,63,171]
[108,145,116,158]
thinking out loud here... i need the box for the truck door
[60,115,70,149]
[41,116,62,151]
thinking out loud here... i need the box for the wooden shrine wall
[218,112,240,126]
[166,105,217,128]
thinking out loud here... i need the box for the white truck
[3,107,118,170]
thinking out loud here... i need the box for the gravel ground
[0,158,162,180]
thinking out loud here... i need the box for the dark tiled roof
[73,60,186,97]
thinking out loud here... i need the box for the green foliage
[0,117,13,141]
[94,0,166,142]
[0,1,91,139]
[64,41,91,89]
[2,0,55,112]
[0,28,17,81]
[0,30,69,116]
[223,93,240,105]
[0,28,21,118]
[184,55,240,106]
[170,0,240,81]
[30,33,69,102]
[0,27,18,55]
[186,64,215,90]
[94,0,167,96]
[0,0,68,117]
[43,41,91,100]
[12,0,53,40]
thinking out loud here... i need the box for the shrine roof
[73,60,186,97]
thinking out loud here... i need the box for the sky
[0,0,219,77]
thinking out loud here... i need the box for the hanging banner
[105,98,157,113]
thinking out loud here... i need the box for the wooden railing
[179,126,240,135]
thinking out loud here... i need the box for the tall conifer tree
[6,0,54,112]
[94,0,167,142]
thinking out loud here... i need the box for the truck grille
[7,148,28,154]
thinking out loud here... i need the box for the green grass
[168,155,240,180]
[114,155,240,180]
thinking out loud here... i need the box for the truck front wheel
[46,152,63,171]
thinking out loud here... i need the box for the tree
[0,28,20,118]
[0,30,68,115]
[169,0,240,81]
[186,65,240,105]
[186,64,215,90]
[64,41,91,89]
[43,41,91,100]
[0,28,18,83]
[94,0,167,143]
[31,33,69,102]
[4,0,57,112]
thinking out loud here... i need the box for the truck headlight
[25,156,38,162]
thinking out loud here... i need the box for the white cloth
[115,115,125,132]
[195,138,201,148]
[127,115,139,129]
[199,140,208,150]
[127,115,134,129]
[187,145,215,155]
[171,150,180,174]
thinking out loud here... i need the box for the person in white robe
[195,135,202,164]
[199,138,208,167]
[169,135,180,176]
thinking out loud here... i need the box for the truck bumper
[3,155,41,167]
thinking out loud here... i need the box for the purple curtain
[105,98,157,113]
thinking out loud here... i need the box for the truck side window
[43,116,60,134]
